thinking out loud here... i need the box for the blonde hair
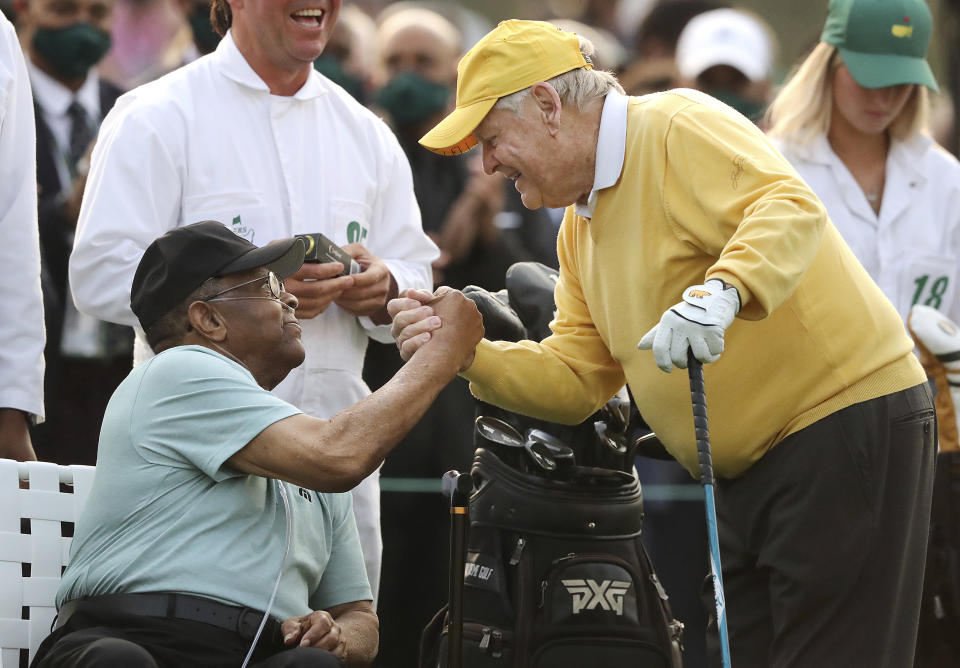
[493,36,624,114]
[767,42,929,145]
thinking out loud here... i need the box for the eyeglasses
[204,271,285,304]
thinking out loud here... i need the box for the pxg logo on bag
[562,579,632,615]
[296,233,361,276]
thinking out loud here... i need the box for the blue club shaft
[688,352,732,668]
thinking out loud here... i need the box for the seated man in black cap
[32,221,483,668]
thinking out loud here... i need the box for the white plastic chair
[0,458,95,667]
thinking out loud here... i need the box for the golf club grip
[687,352,715,486]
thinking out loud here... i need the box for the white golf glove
[637,279,741,372]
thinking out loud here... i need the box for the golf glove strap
[638,279,741,372]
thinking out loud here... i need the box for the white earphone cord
[241,479,292,668]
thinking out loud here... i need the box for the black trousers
[30,607,345,668]
[706,383,936,668]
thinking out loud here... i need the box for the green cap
[821,0,938,91]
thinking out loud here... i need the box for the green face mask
[709,88,766,123]
[188,5,221,55]
[313,55,366,103]
[375,71,450,128]
[32,23,112,81]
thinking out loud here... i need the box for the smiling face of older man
[472,83,600,210]
[419,20,621,210]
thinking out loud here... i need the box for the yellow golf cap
[419,20,593,156]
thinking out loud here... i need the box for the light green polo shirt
[58,345,372,619]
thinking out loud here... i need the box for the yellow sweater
[463,90,924,478]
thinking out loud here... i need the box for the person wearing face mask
[312,5,374,105]
[373,6,558,291]
[183,0,219,55]
[767,0,960,446]
[674,7,776,126]
[13,0,130,467]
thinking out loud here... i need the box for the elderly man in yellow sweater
[389,19,934,668]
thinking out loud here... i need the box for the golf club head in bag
[464,262,672,476]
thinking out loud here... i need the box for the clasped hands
[387,287,484,372]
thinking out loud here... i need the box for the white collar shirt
[574,89,627,220]
[27,60,100,187]
[776,132,960,322]
[71,30,438,411]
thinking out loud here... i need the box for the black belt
[56,592,281,643]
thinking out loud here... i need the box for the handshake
[387,287,484,372]
[387,277,742,375]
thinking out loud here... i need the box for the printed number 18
[912,274,949,309]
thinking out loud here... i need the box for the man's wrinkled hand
[388,288,441,361]
[282,610,347,658]
[422,287,484,372]
[388,287,483,370]
[285,262,356,319]
[335,244,397,324]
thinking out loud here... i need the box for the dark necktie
[66,99,94,176]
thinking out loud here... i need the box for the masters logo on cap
[419,20,593,156]
[820,0,938,91]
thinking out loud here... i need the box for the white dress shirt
[27,60,100,191]
[776,132,960,323]
[0,14,45,420]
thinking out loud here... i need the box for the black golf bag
[419,263,684,668]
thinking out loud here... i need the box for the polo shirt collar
[804,131,929,183]
[214,30,327,100]
[573,89,627,219]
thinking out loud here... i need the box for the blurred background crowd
[3,0,959,665]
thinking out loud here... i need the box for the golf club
[687,350,732,668]
[475,416,556,472]
[441,470,472,668]
[475,416,525,448]
[594,421,628,454]
[525,428,576,470]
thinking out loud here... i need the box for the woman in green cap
[767,0,960,439]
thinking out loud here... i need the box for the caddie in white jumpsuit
[0,12,45,462]
[776,133,960,324]
[69,0,438,605]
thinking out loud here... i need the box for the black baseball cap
[131,221,306,328]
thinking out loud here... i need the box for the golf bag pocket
[463,529,514,623]
[526,553,676,667]
[431,620,515,667]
